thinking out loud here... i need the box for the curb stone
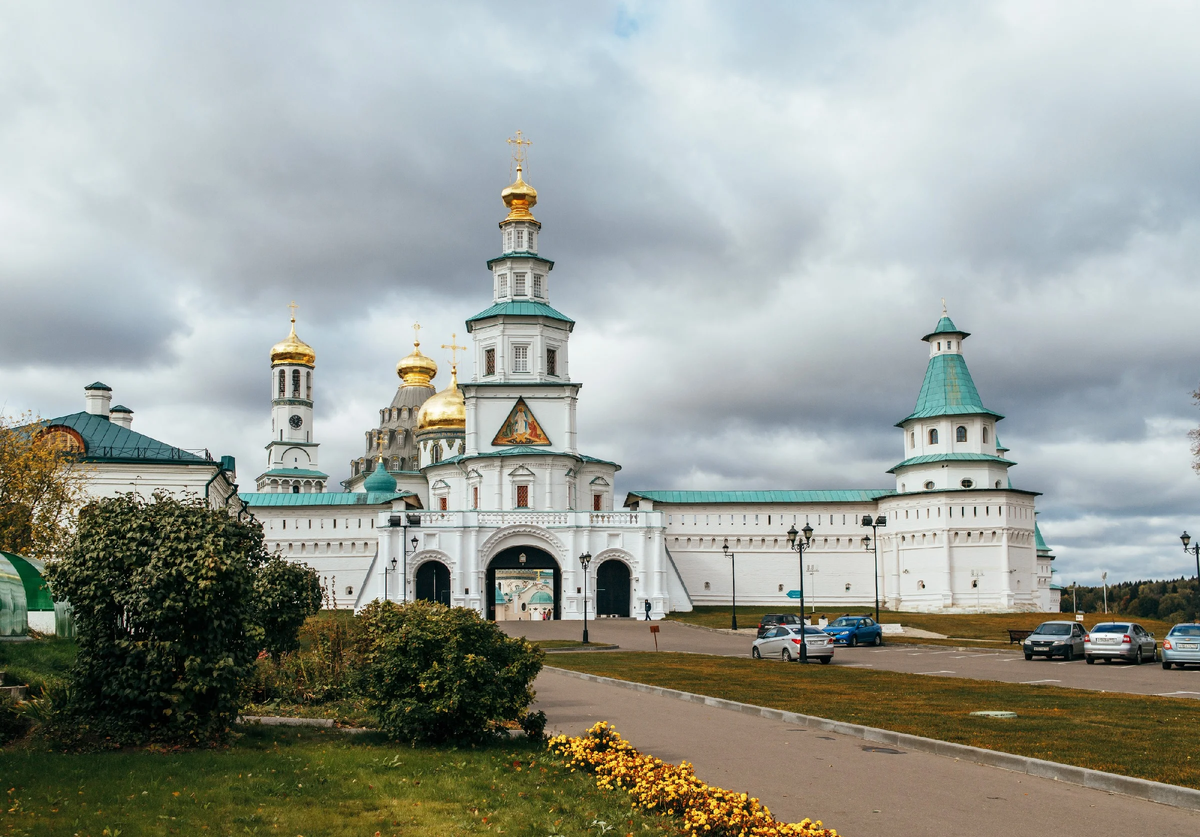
[545,666,1200,812]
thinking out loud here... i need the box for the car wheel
[782,648,793,662]
[1163,660,1172,670]
[1024,652,1033,661]
[873,634,883,647]
[1064,647,1074,662]
[1134,647,1143,665]
[849,635,858,648]
[819,655,832,664]
[1086,656,1095,664]
[752,646,761,659]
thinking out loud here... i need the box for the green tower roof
[921,316,970,341]
[897,353,1003,426]
[362,461,398,493]
[465,301,575,333]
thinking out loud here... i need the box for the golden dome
[416,366,465,433]
[396,340,438,388]
[270,318,316,366]
[501,165,539,224]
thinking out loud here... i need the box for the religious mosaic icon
[492,397,550,446]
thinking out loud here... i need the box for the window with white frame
[546,347,557,376]
[513,344,529,372]
[529,231,536,250]
[506,229,513,251]
[515,229,525,249]
[532,274,543,298]
[514,272,527,295]
[498,273,508,296]
[484,347,496,376]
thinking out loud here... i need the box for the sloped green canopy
[0,551,54,611]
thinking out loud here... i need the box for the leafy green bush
[356,600,543,743]
[43,492,267,746]
[247,613,361,704]
[0,694,30,744]
[255,554,321,659]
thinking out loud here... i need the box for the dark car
[823,616,884,647]
[757,613,802,638]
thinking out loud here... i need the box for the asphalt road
[500,619,1200,699]
[534,668,1200,837]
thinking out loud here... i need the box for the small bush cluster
[0,695,30,745]
[549,721,838,837]
[247,613,361,705]
[356,599,544,743]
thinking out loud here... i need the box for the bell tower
[257,304,327,493]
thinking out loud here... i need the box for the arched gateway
[414,560,451,606]
[596,559,631,617]
[486,545,560,621]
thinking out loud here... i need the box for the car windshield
[1168,625,1200,637]
[1035,623,1071,635]
[829,617,859,627]
[1091,623,1129,634]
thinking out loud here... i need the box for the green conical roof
[362,461,397,493]
[897,353,1003,425]
[921,316,970,341]
[1034,522,1052,555]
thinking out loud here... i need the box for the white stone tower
[257,305,328,493]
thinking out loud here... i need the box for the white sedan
[752,625,834,663]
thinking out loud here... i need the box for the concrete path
[502,619,1200,698]
[534,668,1200,837]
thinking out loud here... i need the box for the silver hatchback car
[1085,622,1157,664]
[1161,623,1200,670]
[752,625,834,664]
[1022,621,1085,660]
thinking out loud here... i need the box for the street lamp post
[579,551,592,644]
[722,540,737,631]
[388,513,422,602]
[388,556,398,602]
[786,523,815,664]
[1102,571,1108,614]
[1180,533,1200,614]
[860,514,887,623]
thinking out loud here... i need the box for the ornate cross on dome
[442,334,466,369]
[412,321,422,347]
[507,130,531,176]
[288,300,298,324]
[941,298,947,316]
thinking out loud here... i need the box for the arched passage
[414,560,451,606]
[486,545,560,621]
[596,559,631,617]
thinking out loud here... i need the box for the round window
[961,479,974,488]
[923,481,935,490]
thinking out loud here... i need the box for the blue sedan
[824,616,884,647]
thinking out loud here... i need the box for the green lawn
[0,638,75,693]
[549,651,1200,790]
[2,725,674,837]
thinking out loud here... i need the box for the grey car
[752,625,834,663]
[1085,622,1157,664]
[1023,620,1086,661]
[1161,623,1200,670]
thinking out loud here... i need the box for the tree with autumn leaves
[0,413,88,560]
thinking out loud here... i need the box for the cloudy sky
[3,1,1200,586]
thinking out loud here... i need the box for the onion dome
[396,339,438,388]
[501,165,539,225]
[270,317,316,366]
[528,590,553,605]
[416,366,466,433]
[362,458,398,493]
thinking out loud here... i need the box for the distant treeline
[1059,577,1199,622]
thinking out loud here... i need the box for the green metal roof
[625,490,896,506]
[921,316,970,341]
[897,353,1003,425]
[84,381,112,391]
[362,464,398,493]
[240,491,413,507]
[43,412,214,465]
[0,552,54,611]
[485,253,555,269]
[257,468,329,479]
[495,587,506,604]
[1035,522,1054,556]
[439,447,620,470]
[887,453,1015,474]
[528,590,553,604]
[465,301,575,332]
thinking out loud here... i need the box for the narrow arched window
[929,428,939,445]
[291,369,301,397]
[956,426,967,442]
[430,443,442,464]
[982,426,990,444]
[910,430,915,447]
[306,371,312,399]
[277,369,286,396]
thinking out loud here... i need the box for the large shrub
[356,599,543,743]
[255,554,321,659]
[43,492,267,745]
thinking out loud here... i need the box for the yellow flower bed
[548,722,838,837]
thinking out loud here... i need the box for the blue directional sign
[786,590,802,599]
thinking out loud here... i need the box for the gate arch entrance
[486,546,560,621]
[596,559,631,617]
[415,560,451,606]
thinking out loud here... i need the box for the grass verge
[0,638,75,693]
[549,651,1200,789]
[2,725,674,836]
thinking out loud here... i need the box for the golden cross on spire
[376,431,386,459]
[941,298,947,317]
[507,130,532,177]
[442,333,467,369]
[288,300,298,324]
[412,321,422,347]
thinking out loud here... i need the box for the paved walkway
[501,619,1200,698]
[534,668,1200,837]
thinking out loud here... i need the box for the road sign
[786,590,802,599]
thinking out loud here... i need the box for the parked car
[752,625,834,663]
[756,613,802,638]
[1022,621,1086,660]
[1161,623,1200,670]
[1084,622,1157,664]
[823,616,884,647]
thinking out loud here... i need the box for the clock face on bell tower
[289,414,303,429]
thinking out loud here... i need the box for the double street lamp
[722,540,737,630]
[860,514,887,623]
[579,551,592,644]
[785,523,815,663]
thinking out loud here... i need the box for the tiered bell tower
[257,304,327,493]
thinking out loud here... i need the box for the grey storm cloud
[3,1,1200,586]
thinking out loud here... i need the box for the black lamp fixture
[722,540,737,631]
[1181,532,1200,589]
[579,551,593,644]
[785,522,815,663]
[861,513,887,623]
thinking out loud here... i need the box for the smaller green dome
[362,461,397,493]
[528,590,553,604]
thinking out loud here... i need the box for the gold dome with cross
[500,130,539,224]
[270,302,317,366]
[396,322,438,387]
[416,335,467,433]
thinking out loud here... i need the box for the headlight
[1052,640,1065,645]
